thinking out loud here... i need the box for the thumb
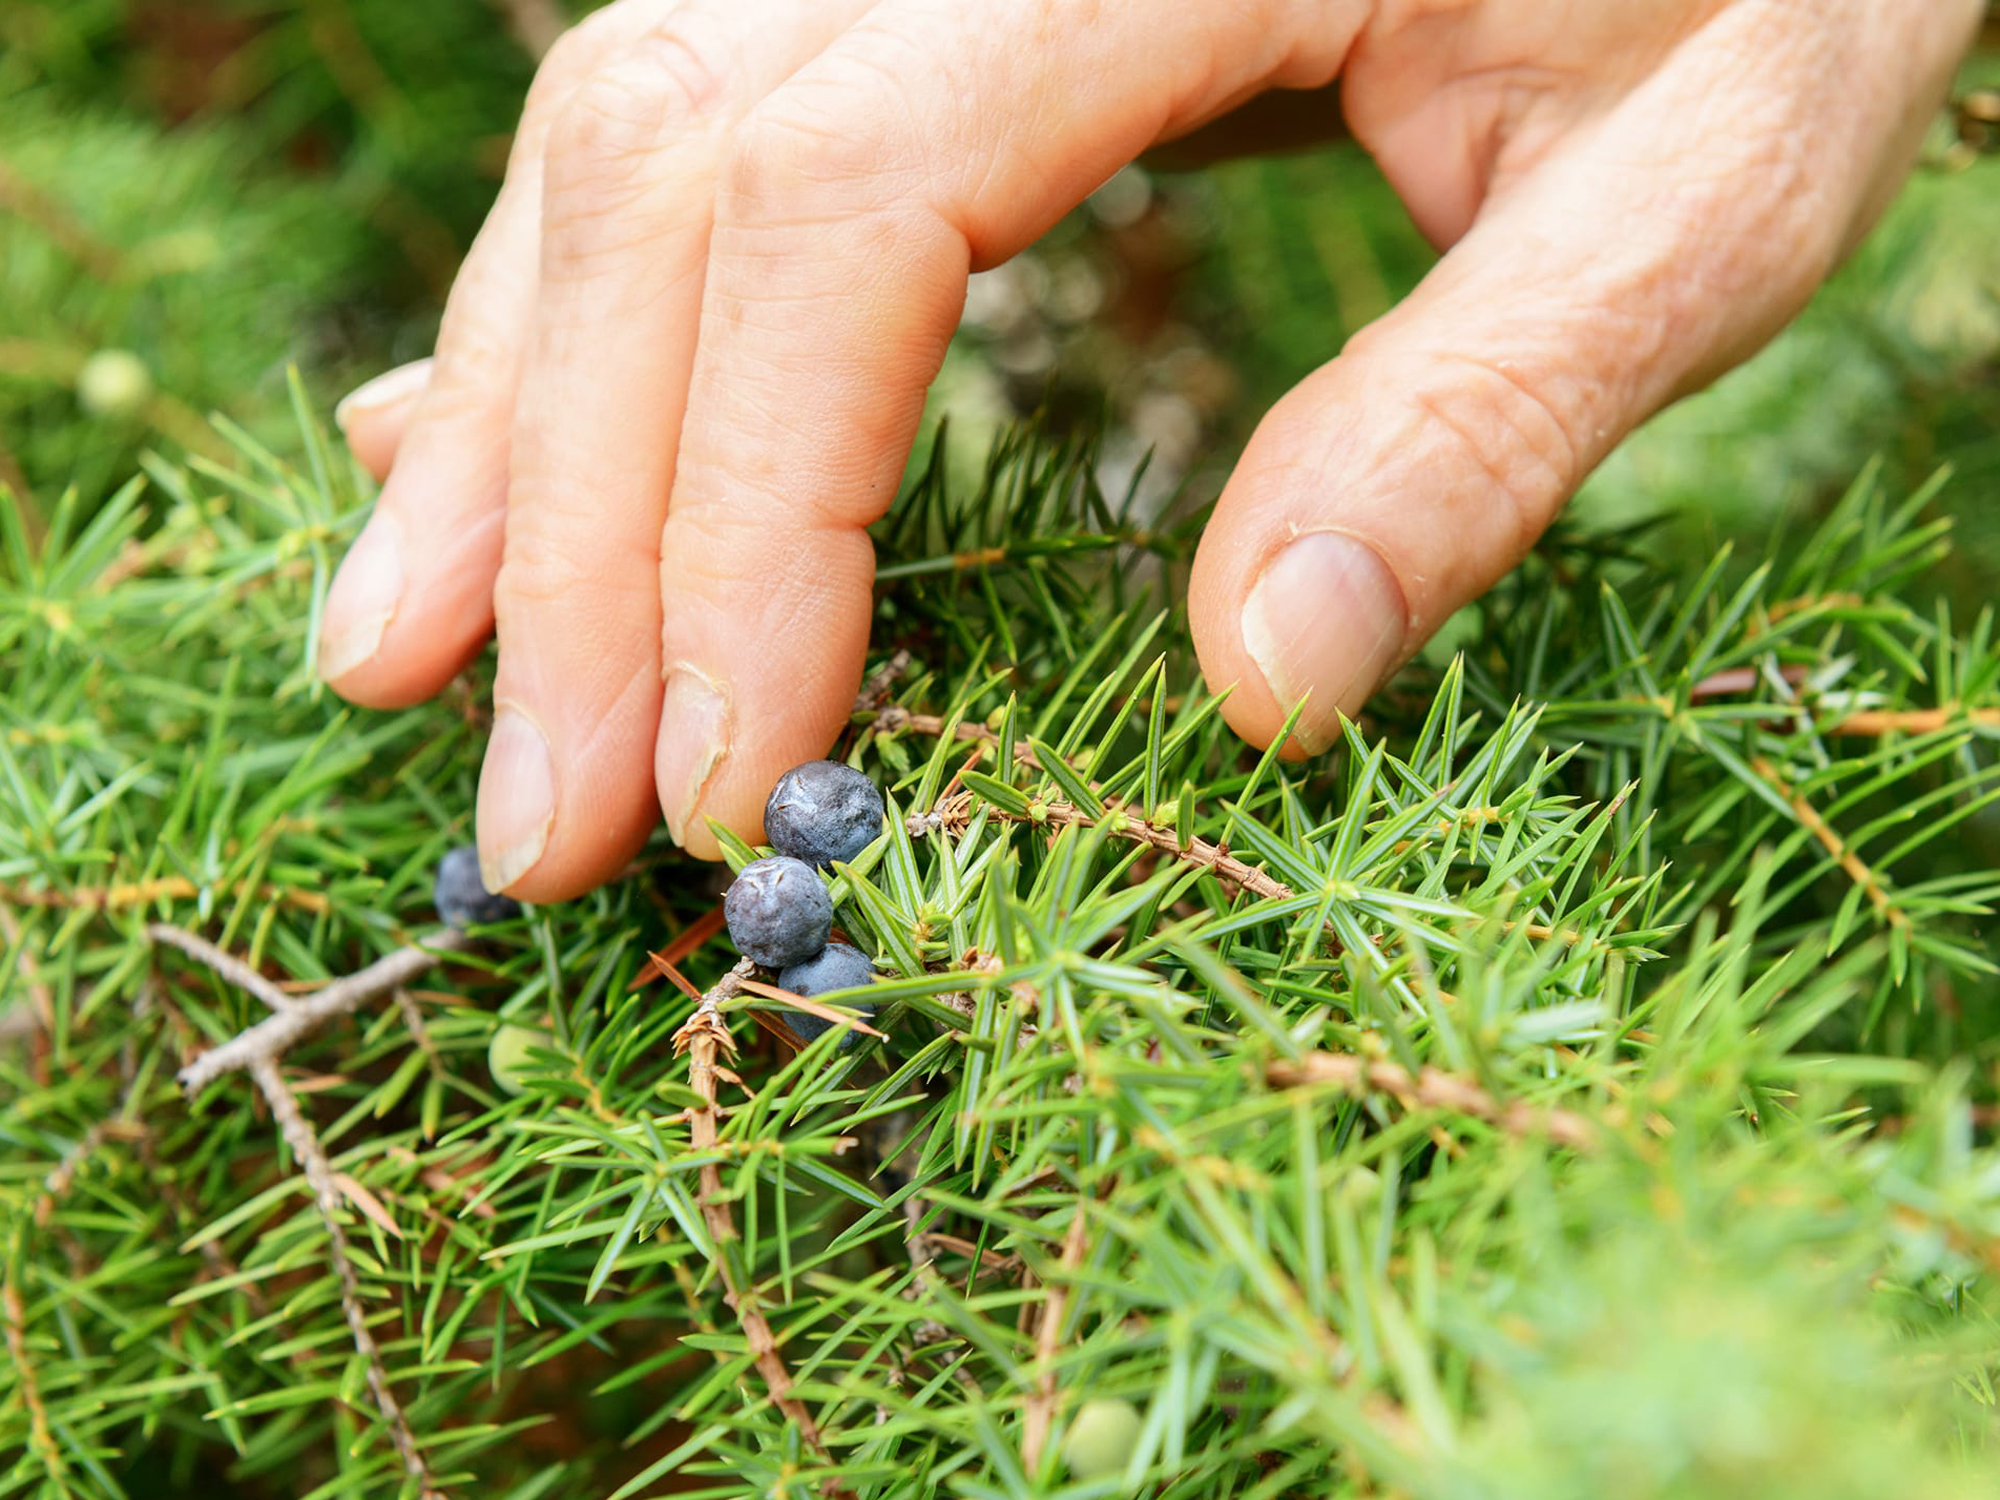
[1189,14,1962,756]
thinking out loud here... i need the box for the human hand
[321,0,1980,900]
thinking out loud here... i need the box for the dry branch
[163,927,473,1095]
[1825,706,2000,737]
[854,649,916,715]
[147,922,299,1015]
[141,924,470,1476]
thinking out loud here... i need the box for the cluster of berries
[431,758,886,1092]
[724,760,886,1044]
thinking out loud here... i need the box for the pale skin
[320,0,1982,901]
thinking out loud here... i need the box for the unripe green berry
[1339,1165,1383,1206]
[487,1023,550,1096]
[1061,1397,1143,1482]
[76,349,153,419]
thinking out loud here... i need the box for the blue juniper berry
[434,844,521,927]
[764,760,885,870]
[723,855,833,968]
[776,941,878,1045]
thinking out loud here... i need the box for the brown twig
[922,789,1281,899]
[673,963,842,1478]
[249,1056,442,1499]
[1263,1052,1597,1150]
[853,649,917,716]
[2,1266,65,1484]
[1653,658,2000,739]
[862,706,1001,751]
[0,904,56,1053]
[158,926,474,1095]
[392,987,440,1063]
[1021,1195,1094,1472]
[1749,756,1908,930]
[1,874,330,914]
[875,705,1598,946]
[1825,706,2000,737]
[927,793,1591,949]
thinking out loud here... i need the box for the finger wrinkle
[561,651,664,773]
[540,227,707,313]
[495,530,662,617]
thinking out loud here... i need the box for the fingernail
[1240,530,1406,754]
[333,358,433,433]
[477,709,556,892]
[318,519,403,681]
[656,671,729,846]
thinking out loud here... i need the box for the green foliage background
[5,7,2000,1500]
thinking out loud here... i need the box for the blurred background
[1,1,1997,602]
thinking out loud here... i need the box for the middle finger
[476,0,881,898]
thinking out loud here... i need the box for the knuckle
[719,101,835,215]
[547,38,709,174]
[495,496,649,618]
[1406,352,1582,556]
[494,542,594,619]
[720,73,912,222]
[527,5,633,116]
[430,301,518,393]
[543,69,667,216]
[542,22,728,228]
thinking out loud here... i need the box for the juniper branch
[673,960,842,1480]
[248,1055,443,1500]
[1,1264,64,1485]
[1,875,331,914]
[924,794,1594,947]
[855,649,917,714]
[1263,1053,1598,1150]
[1750,757,1909,930]
[1022,1193,1095,1472]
